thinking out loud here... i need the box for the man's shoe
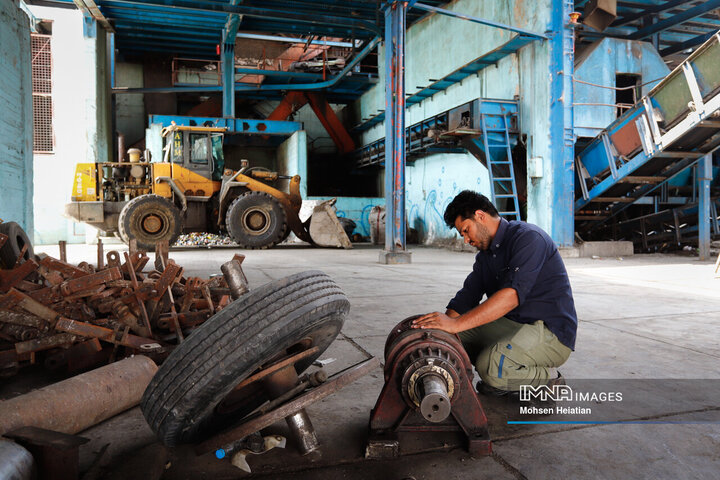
[475,381,518,399]
[547,371,565,387]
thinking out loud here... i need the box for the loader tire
[140,270,349,446]
[225,191,287,249]
[118,194,182,252]
[0,222,34,269]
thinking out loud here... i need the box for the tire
[225,192,287,249]
[140,270,349,446]
[0,222,34,268]
[118,195,182,252]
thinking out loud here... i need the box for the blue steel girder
[95,0,382,36]
[147,115,302,136]
[383,1,407,255]
[628,0,720,40]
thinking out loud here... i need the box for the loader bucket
[307,199,352,249]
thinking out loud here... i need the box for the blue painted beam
[628,0,720,40]
[549,0,575,247]
[698,153,712,259]
[383,1,408,259]
[97,0,382,36]
[660,31,717,56]
[147,115,302,136]
[221,41,235,118]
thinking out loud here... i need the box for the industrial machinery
[65,124,349,251]
[366,315,492,458]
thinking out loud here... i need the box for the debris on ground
[173,232,237,247]
[0,230,244,377]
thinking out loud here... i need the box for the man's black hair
[443,190,499,228]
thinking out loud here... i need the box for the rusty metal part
[39,257,88,280]
[367,316,491,458]
[233,347,320,391]
[58,241,67,263]
[123,253,153,336]
[0,310,46,329]
[13,244,28,268]
[0,356,158,436]
[196,357,379,455]
[221,255,249,299]
[4,289,62,326]
[106,251,121,268]
[58,267,121,297]
[0,259,40,293]
[156,255,183,343]
[43,338,104,371]
[54,317,159,350]
[97,239,104,270]
[15,334,78,355]
[77,261,95,274]
[1,323,40,342]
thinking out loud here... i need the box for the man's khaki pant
[458,317,571,391]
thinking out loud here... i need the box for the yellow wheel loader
[64,124,351,251]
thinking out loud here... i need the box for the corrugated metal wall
[0,2,33,236]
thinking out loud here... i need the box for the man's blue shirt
[447,218,578,350]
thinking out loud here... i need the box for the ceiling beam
[628,0,720,40]
[73,0,115,32]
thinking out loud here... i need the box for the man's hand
[411,312,462,333]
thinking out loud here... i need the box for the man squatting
[412,190,577,395]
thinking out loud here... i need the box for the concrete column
[698,153,712,260]
[380,1,411,264]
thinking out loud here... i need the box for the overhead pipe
[112,36,381,95]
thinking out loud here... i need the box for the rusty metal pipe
[0,355,157,436]
[220,258,248,300]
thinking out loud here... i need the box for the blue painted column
[380,1,411,264]
[548,0,575,246]
[221,34,235,118]
[698,153,712,260]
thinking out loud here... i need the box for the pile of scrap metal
[0,225,242,378]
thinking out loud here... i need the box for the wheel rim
[142,214,164,234]
[241,207,271,235]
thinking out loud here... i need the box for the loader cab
[164,125,226,181]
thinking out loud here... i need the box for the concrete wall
[0,2,34,237]
[28,5,111,245]
[354,0,553,244]
[115,62,145,148]
[574,38,670,138]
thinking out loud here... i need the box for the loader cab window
[189,133,209,164]
[210,133,225,180]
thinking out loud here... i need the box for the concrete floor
[9,244,720,479]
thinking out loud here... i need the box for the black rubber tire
[0,222,34,268]
[140,270,349,446]
[225,192,287,249]
[118,194,182,252]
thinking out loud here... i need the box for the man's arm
[412,288,519,333]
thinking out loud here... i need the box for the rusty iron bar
[58,241,67,263]
[157,255,183,343]
[0,259,40,293]
[15,333,78,354]
[123,252,153,337]
[58,267,122,297]
[97,239,104,270]
[39,257,88,280]
[13,244,28,268]
[196,357,380,455]
[0,310,46,329]
[233,347,320,391]
[54,317,159,350]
